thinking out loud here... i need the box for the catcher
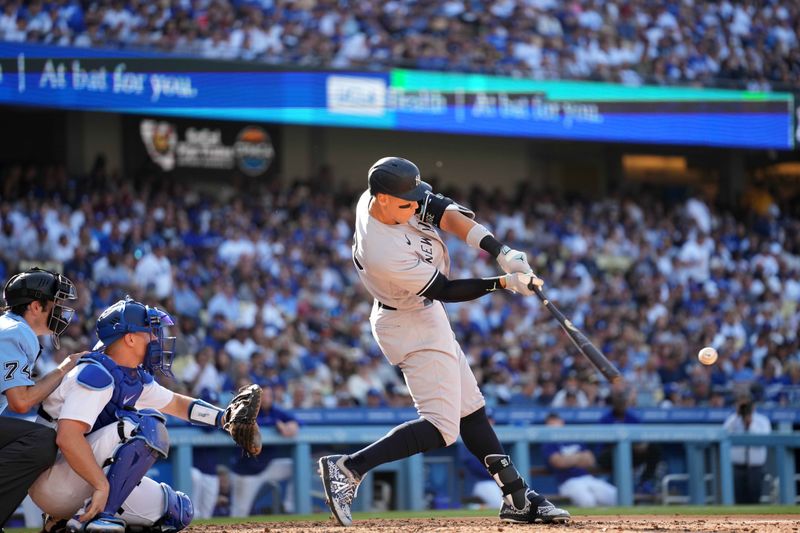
[28,297,262,533]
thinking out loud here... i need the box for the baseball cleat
[40,516,68,533]
[319,454,361,527]
[66,513,125,533]
[499,490,570,524]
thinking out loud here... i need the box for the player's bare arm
[276,418,299,438]
[56,419,110,522]
[4,350,88,413]
[161,392,196,420]
[439,208,475,240]
[430,195,538,279]
[549,449,596,470]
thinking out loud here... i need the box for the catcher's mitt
[222,384,263,456]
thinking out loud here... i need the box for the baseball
[698,346,718,365]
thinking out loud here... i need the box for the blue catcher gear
[66,409,170,533]
[101,410,169,517]
[75,353,153,433]
[93,296,176,377]
[153,483,193,532]
[76,361,114,390]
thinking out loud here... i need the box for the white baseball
[698,346,718,365]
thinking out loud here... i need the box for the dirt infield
[194,515,800,533]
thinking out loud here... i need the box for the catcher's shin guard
[485,454,529,510]
[152,483,193,532]
[102,410,169,517]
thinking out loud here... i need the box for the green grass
[7,505,798,532]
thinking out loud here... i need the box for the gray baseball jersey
[353,190,484,445]
[353,190,451,310]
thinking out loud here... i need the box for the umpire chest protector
[76,352,154,434]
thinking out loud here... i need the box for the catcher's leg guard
[69,410,170,533]
[151,483,193,533]
[103,409,169,514]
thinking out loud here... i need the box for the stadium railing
[168,424,800,513]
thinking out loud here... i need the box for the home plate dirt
[193,515,800,533]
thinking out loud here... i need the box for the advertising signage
[121,115,279,180]
[0,43,794,150]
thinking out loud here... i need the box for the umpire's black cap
[368,156,431,201]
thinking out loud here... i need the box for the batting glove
[497,246,532,274]
[503,272,543,296]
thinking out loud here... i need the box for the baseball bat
[528,281,622,383]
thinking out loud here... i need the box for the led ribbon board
[0,43,793,150]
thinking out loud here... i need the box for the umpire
[0,268,83,529]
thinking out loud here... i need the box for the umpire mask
[3,267,77,349]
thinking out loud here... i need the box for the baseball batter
[29,297,243,533]
[0,268,82,529]
[319,157,570,526]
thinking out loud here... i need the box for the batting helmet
[368,156,431,201]
[3,267,77,348]
[94,296,176,377]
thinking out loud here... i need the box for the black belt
[37,405,54,422]
[377,298,432,311]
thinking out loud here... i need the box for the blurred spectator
[347,357,384,405]
[180,346,222,397]
[723,393,772,504]
[191,388,224,519]
[229,386,299,516]
[207,281,241,326]
[551,371,589,408]
[596,391,662,495]
[134,240,173,299]
[224,327,259,362]
[1,162,799,412]
[213,465,232,517]
[542,412,618,507]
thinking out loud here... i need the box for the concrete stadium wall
[57,110,742,199]
[66,111,122,178]
[315,126,538,189]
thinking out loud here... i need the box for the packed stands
[1,162,799,412]
[0,0,798,89]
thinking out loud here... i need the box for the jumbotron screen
[0,43,794,150]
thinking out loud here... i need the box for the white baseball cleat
[318,454,361,527]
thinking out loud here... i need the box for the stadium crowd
[1,161,799,413]
[0,0,798,89]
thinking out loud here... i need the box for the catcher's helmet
[3,267,77,348]
[368,156,431,201]
[94,296,176,377]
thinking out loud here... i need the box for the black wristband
[479,235,504,258]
